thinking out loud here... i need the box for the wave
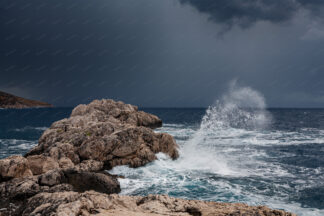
[110,81,324,216]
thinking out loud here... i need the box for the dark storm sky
[1,0,324,107]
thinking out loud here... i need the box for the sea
[1,86,324,216]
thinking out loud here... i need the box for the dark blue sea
[1,105,324,215]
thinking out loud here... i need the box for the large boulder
[26,99,179,169]
[0,155,33,182]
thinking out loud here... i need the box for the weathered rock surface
[1,191,296,216]
[26,99,179,169]
[27,155,60,175]
[0,90,52,109]
[0,155,33,182]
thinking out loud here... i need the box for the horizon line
[34,106,324,109]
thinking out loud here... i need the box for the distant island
[0,91,52,109]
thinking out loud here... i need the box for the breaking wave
[109,81,324,216]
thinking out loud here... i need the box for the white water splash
[110,82,324,216]
[179,81,272,175]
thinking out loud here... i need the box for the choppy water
[111,85,324,216]
[1,88,324,215]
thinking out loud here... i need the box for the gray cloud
[179,0,324,29]
[1,0,324,107]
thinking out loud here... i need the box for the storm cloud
[180,0,324,29]
[1,0,324,107]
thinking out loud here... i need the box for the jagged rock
[26,99,179,169]
[17,191,296,216]
[0,155,33,182]
[27,155,60,175]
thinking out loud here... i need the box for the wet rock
[0,155,33,182]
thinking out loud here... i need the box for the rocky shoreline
[0,91,52,109]
[0,99,295,215]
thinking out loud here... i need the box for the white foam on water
[110,81,324,216]
[0,139,37,158]
[11,126,48,132]
[0,139,37,149]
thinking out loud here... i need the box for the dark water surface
[1,107,324,215]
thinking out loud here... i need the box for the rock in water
[26,99,179,170]
[0,91,52,109]
[0,99,296,216]
[0,99,179,215]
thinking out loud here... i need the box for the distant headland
[0,91,52,109]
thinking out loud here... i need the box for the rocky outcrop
[0,99,180,215]
[0,99,295,216]
[0,191,296,216]
[0,91,52,109]
[25,99,179,170]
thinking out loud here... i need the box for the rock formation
[0,99,295,216]
[25,99,179,169]
[0,91,52,109]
